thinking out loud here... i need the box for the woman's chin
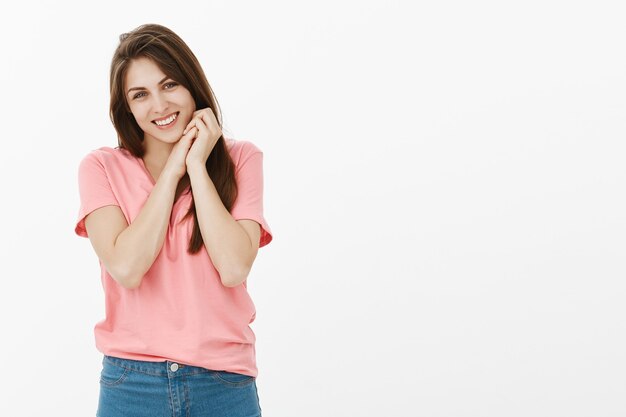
[144,131,182,145]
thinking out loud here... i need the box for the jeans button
[170,363,179,372]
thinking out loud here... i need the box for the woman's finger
[194,117,208,137]
[175,128,197,154]
[198,109,217,130]
[183,117,201,135]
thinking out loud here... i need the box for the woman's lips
[152,112,179,129]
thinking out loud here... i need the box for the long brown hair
[109,23,237,254]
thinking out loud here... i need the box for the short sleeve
[230,146,273,248]
[75,151,121,237]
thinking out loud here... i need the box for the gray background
[1,0,624,416]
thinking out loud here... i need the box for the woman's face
[125,57,196,146]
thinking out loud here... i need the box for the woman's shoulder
[80,146,136,166]
[225,137,263,162]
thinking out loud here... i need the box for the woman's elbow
[220,269,249,288]
[106,263,143,289]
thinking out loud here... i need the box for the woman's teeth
[154,113,178,126]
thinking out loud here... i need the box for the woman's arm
[84,172,180,289]
[187,163,261,287]
[182,109,262,287]
[83,132,196,289]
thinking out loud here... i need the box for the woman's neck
[142,136,175,170]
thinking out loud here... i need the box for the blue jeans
[97,355,262,417]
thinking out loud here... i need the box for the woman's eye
[165,82,178,89]
[133,92,146,99]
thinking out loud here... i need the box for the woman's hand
[183,107,222,169]
[161,127,197,181]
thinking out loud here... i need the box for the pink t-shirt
[75,137,272,377]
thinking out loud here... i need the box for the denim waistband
[103,354,216,377]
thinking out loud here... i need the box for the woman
[75,23,272,417]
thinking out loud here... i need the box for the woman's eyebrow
[127,76,170,94]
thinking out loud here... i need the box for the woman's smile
[152,111,179,129]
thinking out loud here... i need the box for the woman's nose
[152,93,169,113]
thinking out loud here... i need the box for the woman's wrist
[186,162,208,178]
[158,168,185,188]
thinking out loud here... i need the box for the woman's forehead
[125,57,167,88]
